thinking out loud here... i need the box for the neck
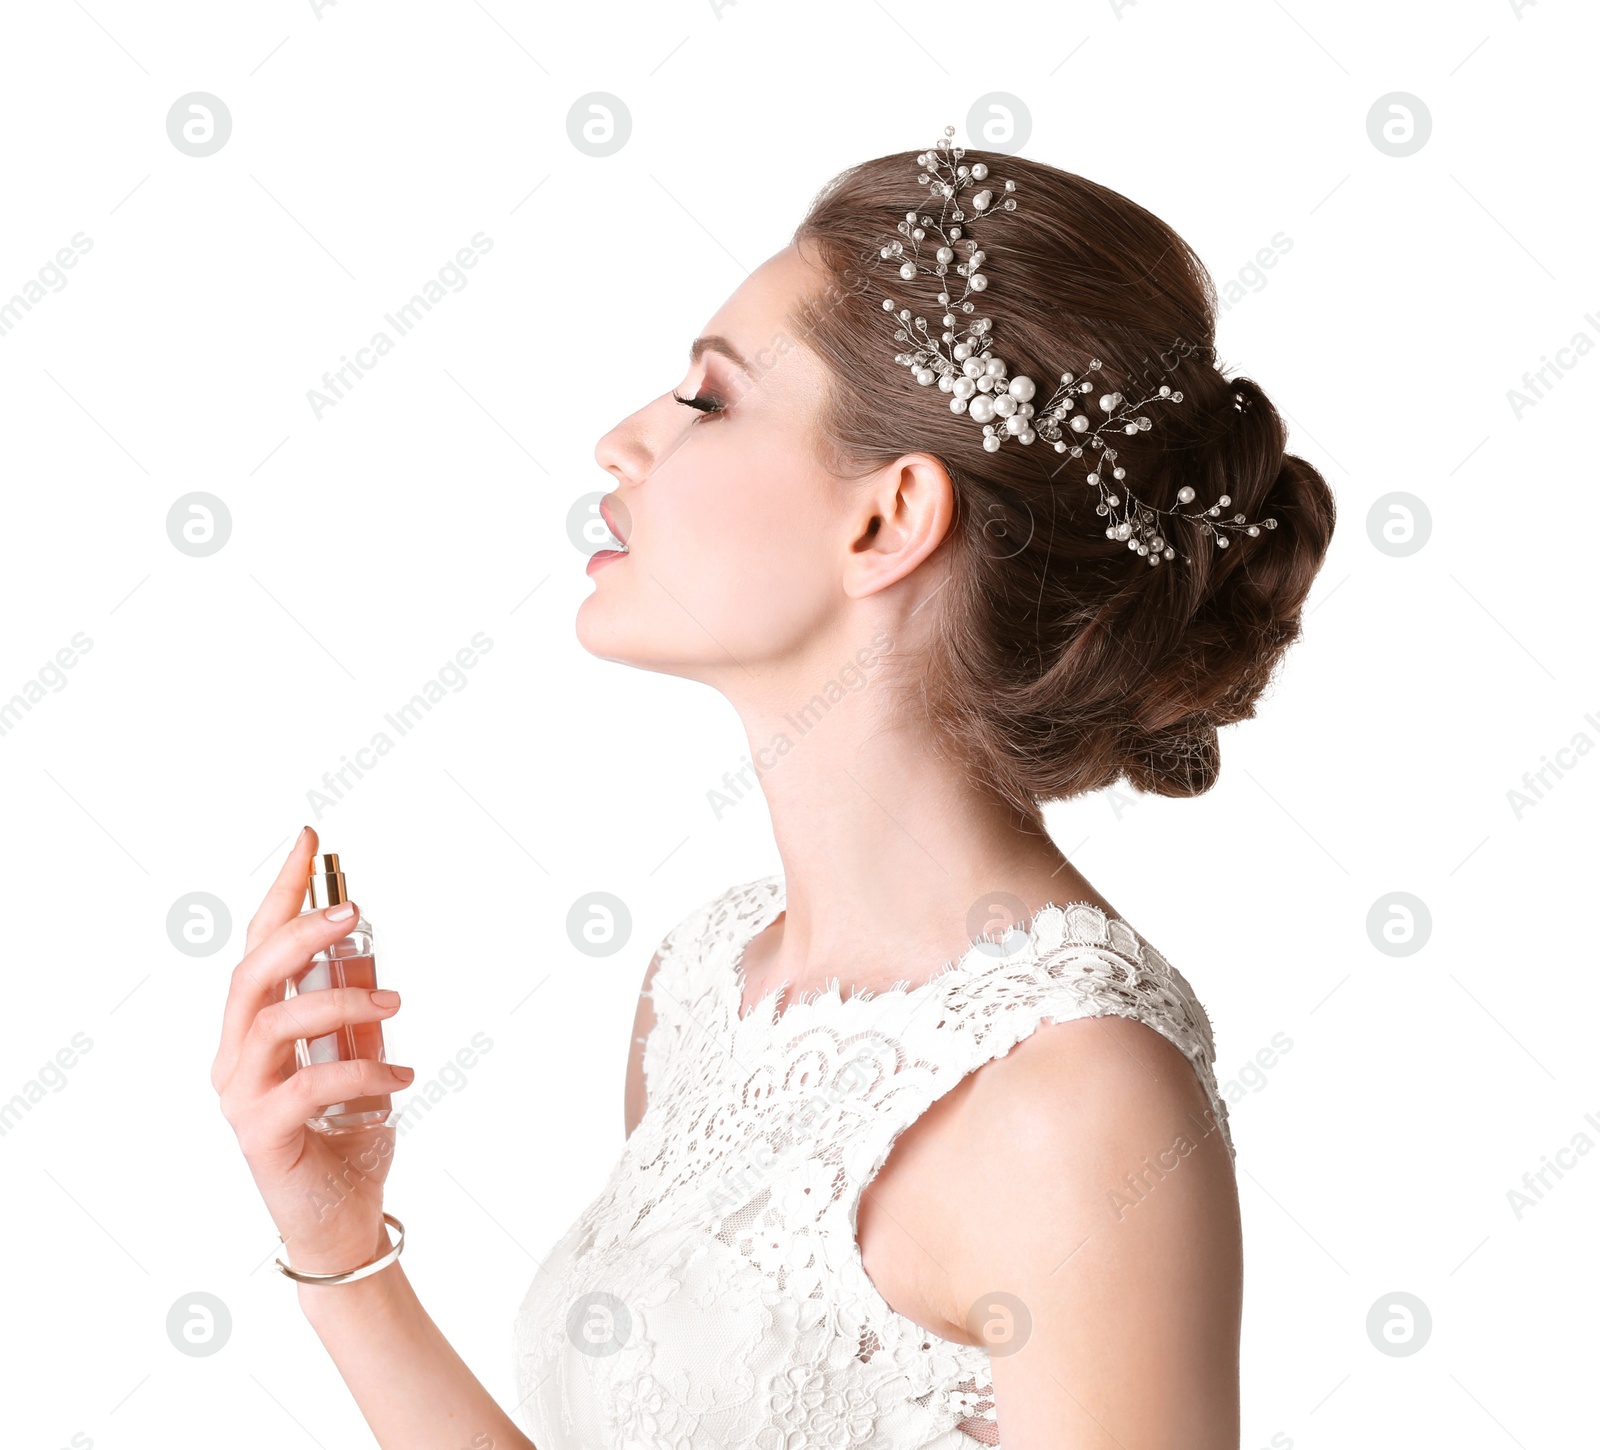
[720,619,1103,995]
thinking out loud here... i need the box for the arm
[296,1261,536,1450]
[214,827,537,1450]
[624,950,665,1139]
[935,1015,1242,1449]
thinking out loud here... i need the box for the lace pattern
[513,874,1231,1448]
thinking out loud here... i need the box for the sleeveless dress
[511,873,1233,1449]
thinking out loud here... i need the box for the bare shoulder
[929,1016,1242,1445]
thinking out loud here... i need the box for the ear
[842,452,956,600]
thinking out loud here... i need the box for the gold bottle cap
[307,852,350,910]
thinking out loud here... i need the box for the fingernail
[296,825,310,847]
[393,1065,415,1082]
[371,989,401,1008]
[327,901,355,922]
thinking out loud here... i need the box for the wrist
[295,1250,410,1328]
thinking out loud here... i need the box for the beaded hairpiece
[875,124,1277,565]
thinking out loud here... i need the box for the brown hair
[789,148,1336,823]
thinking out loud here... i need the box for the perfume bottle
[285,853,393,1134]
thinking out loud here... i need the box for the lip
[586,548,628,575]
[597,497,629,549]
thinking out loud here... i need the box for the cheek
[652,464,837,650]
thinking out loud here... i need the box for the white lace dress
[511,874,1232,1449]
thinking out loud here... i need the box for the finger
[212,899,360,1094]
[245,824,320,959]
[242,1058,413,1161]
[231,986,401,1099]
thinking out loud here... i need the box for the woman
[215,128,1335,1448]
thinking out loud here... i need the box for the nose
[594,390,699,489]
[594,386,680,488]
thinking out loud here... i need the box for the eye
[673,389,727,417]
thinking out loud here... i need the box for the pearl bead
[1087,472,1100,485]
[1008,375,1036,402]
[1176,486,1196,503]
[950,397,969,414]
[1112,468,1125,479]
[1247,526,1260,537]
[1217,535,1230,548]
[973,190,992,211]
[1218,495,1231,507]
[993,393,1018,417]
[962,358,983,378]
[899,261,916,280]
[971,162,988,179]
[936,246,954,264]
[1114,523,1132,540]
[969,273,987,291]
[968,395,996,423]
[1099,392,1122,411]
[1018,427,1036,444]
[938,373,953,392]
[1071,415,1089,433]
[1006,415,1027,435]
[953,376,976,399]
[1054,441,1067,452]
[983,434,1001,452]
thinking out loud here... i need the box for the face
[580,244,869,686]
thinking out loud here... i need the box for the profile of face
[580,243,951,696]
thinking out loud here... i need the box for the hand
[212,825,414,1276]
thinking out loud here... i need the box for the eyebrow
[689,334,752,374]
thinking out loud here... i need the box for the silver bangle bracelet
[274,1211,405,1286]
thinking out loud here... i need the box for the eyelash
[673,389,727,417]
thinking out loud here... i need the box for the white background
[1,1,1593,1446]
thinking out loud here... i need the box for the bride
[214,127,1335,1448]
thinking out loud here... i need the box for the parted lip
[598,496,629,549]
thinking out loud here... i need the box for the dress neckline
[725,873,1138,1030]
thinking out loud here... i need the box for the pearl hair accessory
[876,124,1278,565]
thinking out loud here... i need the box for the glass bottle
[284,852,394,1134]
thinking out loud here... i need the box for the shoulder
[920,999,1242,1441]
[624,874,778,1136]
